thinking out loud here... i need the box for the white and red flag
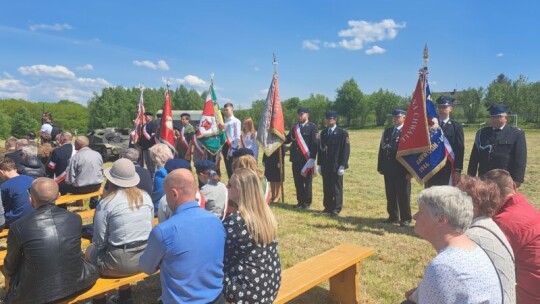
[257,72,285,156]
[157,88,176,154]
[131,88,146,144]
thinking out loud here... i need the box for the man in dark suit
[139,112,158,176]
[377,109,412,227]
[426,96,465,187]
[285,107,318,209]
[468,104,527,187]
[46,132,74,183]
[317,111,350,216]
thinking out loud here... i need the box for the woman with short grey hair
[403,186,503,304]
[149,143,174,211]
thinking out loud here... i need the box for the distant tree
[301,94,331,126]
[11,107,39,138]
[282,97,302,127]
[0,110,10,139]
[335,78,364,127]
[370,89,403,126]
[459,87,485,124]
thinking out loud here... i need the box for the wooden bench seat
[56,188,104,206]
[274,243,374,304]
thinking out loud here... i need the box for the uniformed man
[467,104,527,186]
[139,111,158,176]
[175,113,195,161]
[285,107,318,209]
[377,109,412,226]
[426,96,464,187]
[317,111,350,216]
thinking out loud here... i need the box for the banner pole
[279,145,284,203]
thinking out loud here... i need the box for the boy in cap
[377,109,412,226]
[195,160,227,219]
[284,107,318,209]
[467,104,527,186]
[426,96,464,186]
[317,111,350,216]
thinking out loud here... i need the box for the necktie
[392,128,398,137]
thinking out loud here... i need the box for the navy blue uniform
[377,127,411,223]
[46,144,74,179]
[467,125,527,183]
[426,119,464,186]
[285,122,318,207]
[318,127,350,214]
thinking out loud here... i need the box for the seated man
[140,169,226,303]
[46,131,75,182]
[37,132,53,164]
[60,136,104,195]
[196,160,227,219]
[5,138,28,169]
[0,158,33,226]
[18,145,46,179]
[484,169,540,304]
[0,136,17,161]
[2,177,99,303]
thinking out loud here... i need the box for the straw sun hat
[104,158,140,188]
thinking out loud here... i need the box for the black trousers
[426,162,452,187]
[322,171,343,213]
[292,161,312,206]
[58,183,102,195]
[221,145,233,179]
[383,175,411,222]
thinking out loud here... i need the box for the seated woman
[457,175,516,304]
[85,158,154,304]
[404,186,502,304]
[223,168,281,303]
[149,143,173,211]
[232,153,270,204]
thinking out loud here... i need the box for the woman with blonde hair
[149,143,173,211]
[223,168,281,303]
[232,154,270,204]
[85,158,154,303]
[240,117,259,160]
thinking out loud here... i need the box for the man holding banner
[175,113,195,161]
[285,107,318,209]
[378,109,412,226]
[426,96,464,187]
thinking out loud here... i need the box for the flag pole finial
[272,53,278,73]
[423,44,429,69]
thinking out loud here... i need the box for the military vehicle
[156,110,202,130]
[87,128,131,162]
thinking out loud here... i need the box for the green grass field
[1,128,539,303]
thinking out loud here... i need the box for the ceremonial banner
[197,84,227,155]
[131,89,146,144]
[157,89,176,153]
[257,72,285,156]
[396,71,447,183]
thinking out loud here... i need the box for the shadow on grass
[271,202,417,237]
[285,285,334,304]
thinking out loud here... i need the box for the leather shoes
[329,211,339,217]
[400,221,411,227]
[385,218,399,224]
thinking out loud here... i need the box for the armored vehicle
[87,128,131,162]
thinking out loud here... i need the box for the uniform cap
[297,107,309,114]
[392,109,407,117]
[488,104,508,116]
[194,159,216,171]
[436,96,455,106]
[164,159,192,173]
[232,148,254,158]
[144,111,153,116]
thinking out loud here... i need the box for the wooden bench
[274,243,374,304]
[56,188,104,206]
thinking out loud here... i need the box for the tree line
[1,73,540,139]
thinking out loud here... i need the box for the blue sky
[1,1,539,108]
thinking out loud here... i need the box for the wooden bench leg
[329,263,360,304]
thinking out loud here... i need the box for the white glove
[337,166,345,176]
[228,148,235,157]
[307,158,315,168]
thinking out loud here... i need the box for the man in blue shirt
[139,168,226,303]
[0,158,33,226]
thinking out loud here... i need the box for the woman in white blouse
[240,117,259,160]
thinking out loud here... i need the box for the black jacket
[317,127,350,174]
[46,143,74,179]
[139,120,158,150]
[3,204,98,304]
[17,156,46,179]
[285,122,318,164]
[377,127,408,177]
[467,125,527,183]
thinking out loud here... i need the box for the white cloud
[18,64,76,79]
[76,64,94,71]
[302,40,320,50]
[168,75,207,88]
[0,66,111,104]
[365,45,386,55]
[322,19,405,51]
[133,59,170,71]
[496,53,504,57]
[29,23,73,31]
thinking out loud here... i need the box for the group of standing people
[378,96,527,227]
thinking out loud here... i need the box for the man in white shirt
[59,136,104,195]
[222,103,241,178]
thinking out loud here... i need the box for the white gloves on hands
[337,166,345,176]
